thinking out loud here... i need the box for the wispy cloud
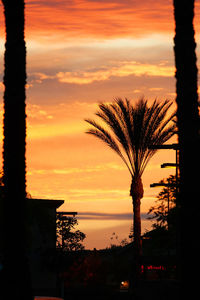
[27,162,126,176]
[66,189,129,201]
[27,104,54,120]
[24,0,174,40]
[77,211,148,220]
[56,61,174,85]
[28,60,174,87]
[53,163,125,174]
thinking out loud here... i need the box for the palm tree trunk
[1,0,32,299]
[173,0,200,291]
[130,175,144,283]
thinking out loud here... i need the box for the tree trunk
[130,175,144,284]
[173,0,200,294]
[1,0,32,299]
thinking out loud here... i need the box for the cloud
[1,1,200,43]
[27,121,81,139]
[23,0,175,40]
[33,72,54,82]
[28,72,55,85]
[52,163,125,174]
[24,32,175,104]
[77,211,148,220]
[56,61,174,85]
[27,104,54,120]
[27,163,125,176]
[149,87,164,91]
[26,70,175,106]
[27,58,174,91]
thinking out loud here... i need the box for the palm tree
[173,0,200,288]
[85,98,175,280]
[1,0,32,298]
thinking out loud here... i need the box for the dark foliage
[56,215,86,251]
[147,175,177,229]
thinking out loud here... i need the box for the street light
[148,143,180,191]
[57,212,77,218]
[161,163,179,169]
[148,143,179,150]
[150,182,170,188]
[150,182,176,188]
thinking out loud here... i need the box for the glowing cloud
[56,61,174,85]
[24,0,174,40]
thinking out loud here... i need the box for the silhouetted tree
[0,0,32,299]
[85,98,175,282]
[148,175,177,230]
[56,215,86,251]
[173,0,200,287]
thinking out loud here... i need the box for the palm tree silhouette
[1,0,32,298]
[85,98,175,280]
[173,0,200,287]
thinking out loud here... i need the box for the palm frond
[96,101,136,174]
[96,103,129,153]
[85,98,176,178]
[85,118,133,175]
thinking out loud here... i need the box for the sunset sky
[0,0,199,249]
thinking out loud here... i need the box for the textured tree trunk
[130,175,144,284]
[173,0,200,293]
[1,0,32,299]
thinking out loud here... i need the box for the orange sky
[0,1,199,249]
